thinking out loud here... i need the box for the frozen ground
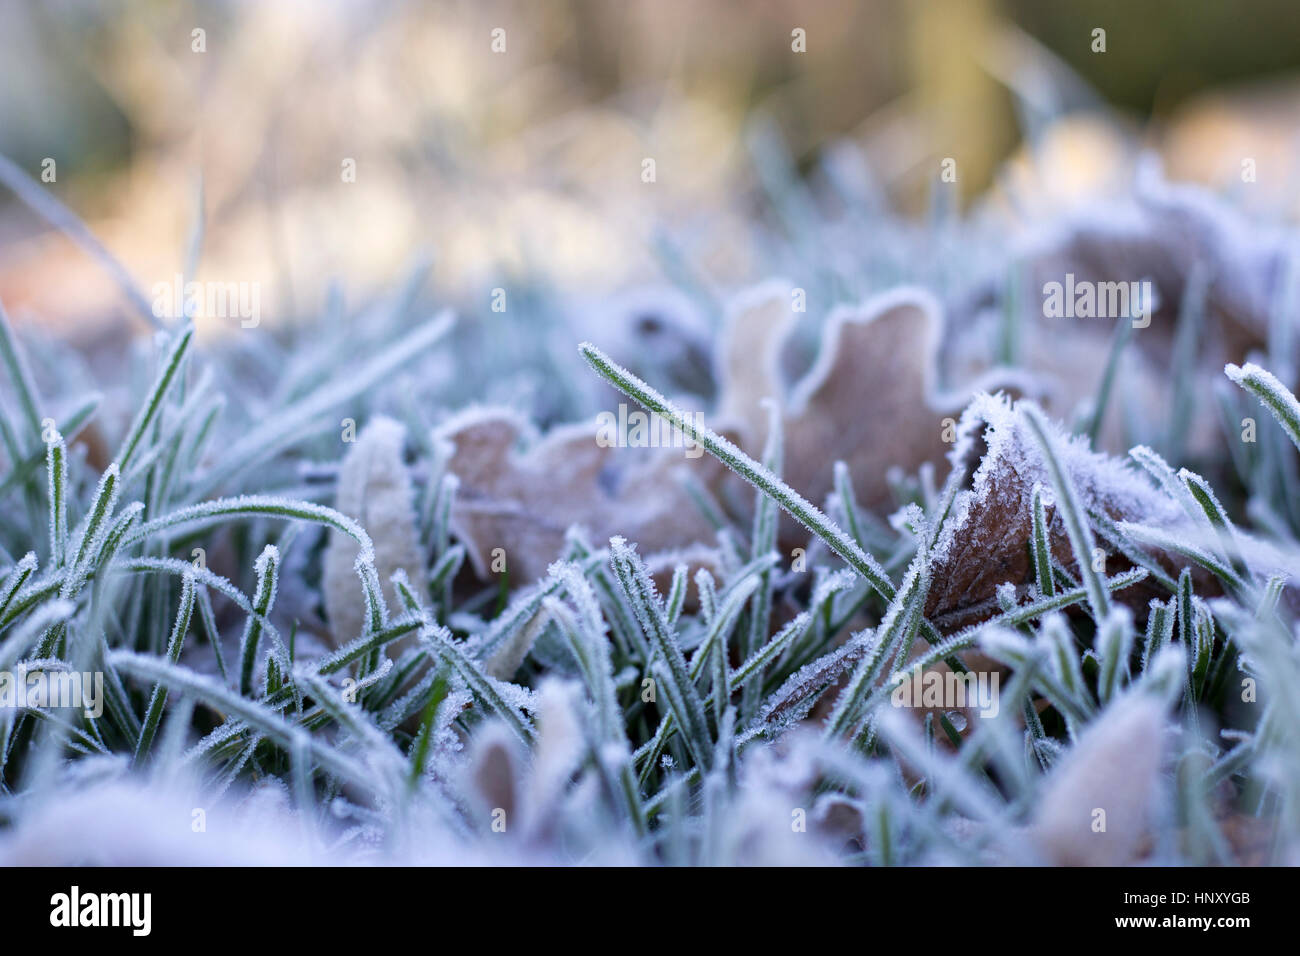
[1,125,1299,865]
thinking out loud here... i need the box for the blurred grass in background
[0,0,1298,340]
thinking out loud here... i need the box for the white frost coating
[2,550,38,582]
[126,494,374,563]
[1030,690,1169,865]
[0,598,75,671]
[1120,518,1298,581]
[0,768,486,865]
[117,556,256,618]
[1226,362,1300,448]
[811,567,858,607]
[0,551,40,621]
[1134,159,1290,328]
[750,629,874,740]
[253,544,280,607]
[787,287,945,415]
[995,160,1291,342]
[704,737,842,866]
[0,775,328,866]
[64,464,121,588]
[931,393,1182,572]
[323,416,423,652]
[484,601,547,680]
[976,626,1037,676]
[492,676,539,714]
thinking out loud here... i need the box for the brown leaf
[926,393,1185,628]
[440,407,726,589]
[323,416,424,650]
[716,284,1024,546]
[950,166,1293,455]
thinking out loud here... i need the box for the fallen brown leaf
[440,407,726,589]
[926,393,1185,628]
[715,283,1024,547]
[323,415,424,650]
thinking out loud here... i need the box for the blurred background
[1,0,1299,366]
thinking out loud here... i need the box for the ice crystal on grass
[927,393,1184,627]
[1227,361,1300,454]
[2,154,1299,868]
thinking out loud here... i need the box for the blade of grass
[134,573,196,764]
[1022,403,1110,619]
[1226,362,1300,454]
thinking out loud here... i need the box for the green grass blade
[1226,362,1300,454]
[134,573,196,763]
[1021,403,1109,619]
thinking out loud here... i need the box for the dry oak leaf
[926,393,1185,629]
[943,163,1300,458]
[439,406,727,590]
[961,160,1291,357]
[323,415,425,651]
[955,165,1294,440]
[715,283,1026,544]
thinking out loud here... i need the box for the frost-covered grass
[2,152,1300,866]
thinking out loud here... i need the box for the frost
[483,603,547,681]
[0,599,73,671]
[926,393,1184,628]
[3,106,1299,868]
[0,775,329,865]
[750,629,874,741]
[1226,361,1300,452]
